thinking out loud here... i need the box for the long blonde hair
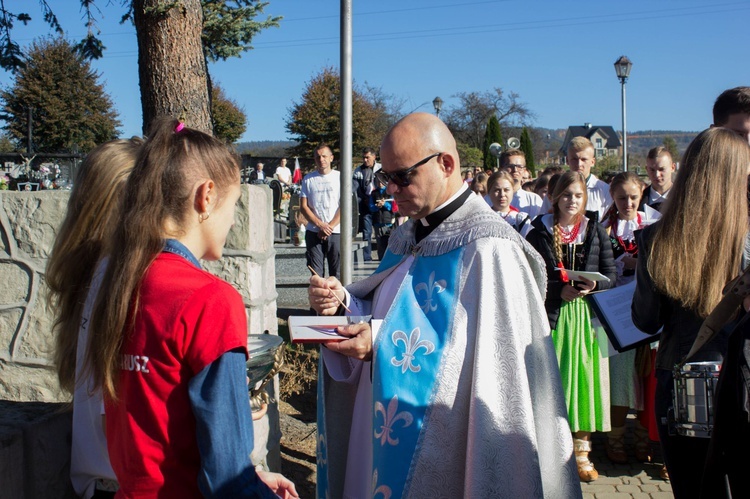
[88,117,240,400]
[648,127,750,317]
[47,138,143,394]
[550,171,588,264]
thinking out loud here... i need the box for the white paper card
[554,268,611,283]
[288,315,371,343]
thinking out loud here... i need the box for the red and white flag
[292,157,302,184]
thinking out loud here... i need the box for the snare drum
[672,361,721,438]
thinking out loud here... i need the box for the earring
[199,212,210,223]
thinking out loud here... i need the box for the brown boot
[606,426,628,464]
[574,438,599,482]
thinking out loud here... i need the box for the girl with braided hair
[526,171,617,482]
[599,172,662,470]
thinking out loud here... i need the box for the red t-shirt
[105,253,248,498]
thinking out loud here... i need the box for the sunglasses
[374,152,442,187]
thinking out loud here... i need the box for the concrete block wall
[0,184,281,491]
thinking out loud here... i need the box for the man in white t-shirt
[484,148,543,219]
[274,158,292,186]
[300,143,341,278]
[566,137,612,219]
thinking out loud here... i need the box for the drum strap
[682,267,750,365]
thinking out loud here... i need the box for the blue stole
[317,245,464,498]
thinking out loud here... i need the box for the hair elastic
[175,122,186,133]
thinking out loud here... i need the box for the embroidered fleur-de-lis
[374,395,413,446]
[317,433,327,466]
[372,469,392,499]
[391,327,435,374]
[414,271,446,313]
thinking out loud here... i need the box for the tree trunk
[133,0,212,134]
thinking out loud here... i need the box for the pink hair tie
[175,122,185,133]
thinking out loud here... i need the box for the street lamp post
[614,56,633,172]
[432,96,443,118]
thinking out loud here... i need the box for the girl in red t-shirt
[89,117,298,499]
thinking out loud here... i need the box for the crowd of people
[308,86,750,498]
[45,86,750,499]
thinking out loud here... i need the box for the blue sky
[1,0,749,142]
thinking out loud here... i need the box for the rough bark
[133,0,212,134]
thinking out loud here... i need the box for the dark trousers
[359,212,372,261]
[305,230,341,279]
[92,490,116,499]
[374,225,392,260]
[655,368,711,499]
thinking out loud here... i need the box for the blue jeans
[359,212,372,261]
[305,231,341,279]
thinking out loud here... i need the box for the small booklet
[586,280,659,353]
[288,315,371,344]
[554,268,611,283]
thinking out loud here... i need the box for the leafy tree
[443,88,534,150]
[285,67,384,159]
[0,134,16,153]
[456,142,483,168]
[663,135,679,161]
[361,83,406,149]
[211,84,247,143]
[520,126,535,175]
[0,37,120,153]
[0,1,280,133]
[456,142,484,168]
[201,1,280,62]
[482,115,503,170]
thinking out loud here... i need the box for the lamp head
[614,55,633,82]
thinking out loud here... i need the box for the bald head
[379,113,464,219]
[382,113,458,167]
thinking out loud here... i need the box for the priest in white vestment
[309,113,581,499]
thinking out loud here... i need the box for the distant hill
[626,130,697,158]
[236,140,297,157]
[525,127,697,164]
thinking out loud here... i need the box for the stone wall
[0,184,282,491]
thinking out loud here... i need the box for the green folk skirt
[551,297,611,433]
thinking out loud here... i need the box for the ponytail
[88,117,240,400]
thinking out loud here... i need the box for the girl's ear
[194,179,216,215]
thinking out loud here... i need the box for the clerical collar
[415,183,472,242]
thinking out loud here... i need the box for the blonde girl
[48,138,142,499]
[633,127,750,498]
[487,170,531,236]
[526,171,617,482]
[600,172,654,467]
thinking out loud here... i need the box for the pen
[307,265,353,314]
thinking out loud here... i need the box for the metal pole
[621,79,628,172]
[339,0,353,285]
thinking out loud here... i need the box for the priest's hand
[325,322,372,360]
[309,275,346,316]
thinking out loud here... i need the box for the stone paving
[277,242,675,498]
[583,421,672,498]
